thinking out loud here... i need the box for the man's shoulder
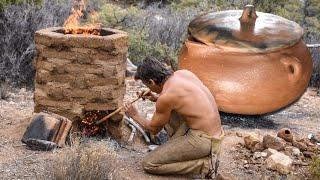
[175,69,194,75]
[157,91,174,103]
[155,93,175,111]
[174,70,199,81]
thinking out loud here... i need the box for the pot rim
[185,37,303,55]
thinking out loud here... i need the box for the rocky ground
[0,79,319,179]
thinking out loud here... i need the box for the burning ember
[64,0,101,35]
[80,110,108,137]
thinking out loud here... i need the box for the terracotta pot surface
[179,40,312,114]
[179,5,313,115]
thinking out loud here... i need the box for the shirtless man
[124,57,223,178]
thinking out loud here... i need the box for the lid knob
[239,5,257,24]
[239,5,257,33]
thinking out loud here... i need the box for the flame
[64,0,101,35]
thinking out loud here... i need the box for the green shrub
[99,3,179,68]
[255,0,303,25]
[98,3,143,29]
[215,0,243,11]
[0,0,41,11]
[170,0,202,9]
[170,0,215,12]
[0,0,42,7]
[128,29,177,68]
[310,156,320,178]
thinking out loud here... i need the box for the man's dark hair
[135,57,173,85]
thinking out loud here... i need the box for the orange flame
[64,0,101,35]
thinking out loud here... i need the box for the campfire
[63,0,101,35]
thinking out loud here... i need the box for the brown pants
[142,112,223,177]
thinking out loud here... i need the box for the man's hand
[123,102,139,118]
[138,89,158,102]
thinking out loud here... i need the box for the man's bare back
[159,70,222,137]
[125,57,223,177]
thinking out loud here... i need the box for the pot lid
[188,5,303,52]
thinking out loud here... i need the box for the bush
[98,3,192,68]
[0,0,72,88]
[310,156,320,178]
[170,0,204,10]
[42,137,120,180]
[128,30,177,67]
[0,0,42,10]
[98,3,143,29]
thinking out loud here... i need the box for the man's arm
[126,95,172,135]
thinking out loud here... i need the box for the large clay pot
[179,5,313,115]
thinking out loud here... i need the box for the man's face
[142,80,161,94]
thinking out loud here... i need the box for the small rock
[253,151,268,159]
[252,142,264,152]
[298,154,305,161]
[277,128,294,142]
[261,152,268,158]
[235,143,242,148]
[236,132,243,137]
[292,140,308,151]
[148,145,159,151]
[293,160,308,166]
[222,125,231,130]
[20,88,26,93]
[266,151,293,174]
[265,148,279,157]
[284,146,301,157]
[253,152,262,159]
[263,135,286,151]
[243,135,264,152]
[306,142,318,152]
[303,151,316,158]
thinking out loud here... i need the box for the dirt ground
[0,79,319,179]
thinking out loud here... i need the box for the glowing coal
[80,110,107,137]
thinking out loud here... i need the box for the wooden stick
[95,89,151,125]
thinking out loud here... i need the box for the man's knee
[142,157,159,174]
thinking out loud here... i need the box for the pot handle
[280,55,302,83]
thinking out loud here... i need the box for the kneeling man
[124,57,224,178]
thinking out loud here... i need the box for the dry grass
[41,136,120,180]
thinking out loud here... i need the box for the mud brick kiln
[33,27,128,139]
